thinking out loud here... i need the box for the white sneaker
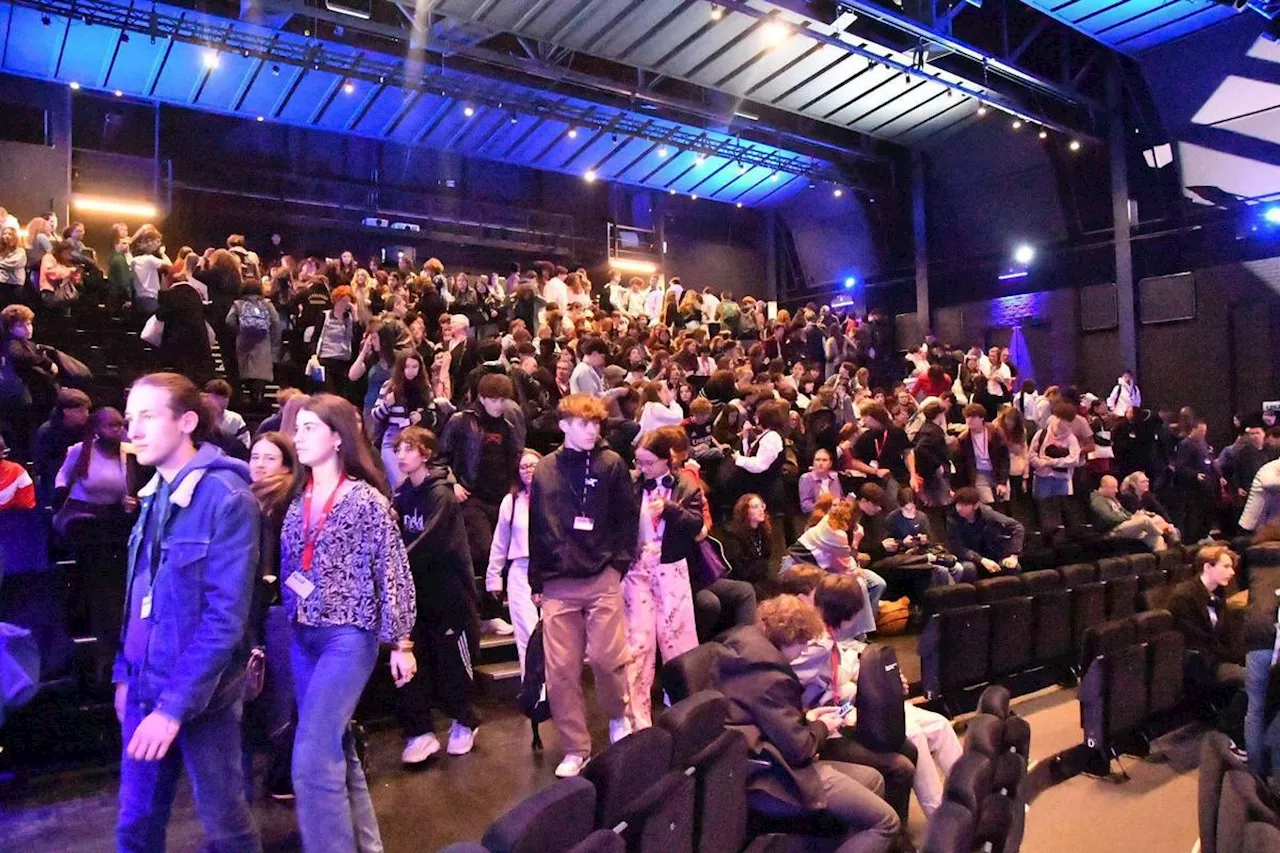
[447,721,478,755]
[555,754,589,778]
[401,733,441,764]
[483,617,515,636]
[608,716,632,744]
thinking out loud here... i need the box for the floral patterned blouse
[280,478,416,644]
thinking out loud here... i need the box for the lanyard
[301,477,343,573]
[874,430,887,461]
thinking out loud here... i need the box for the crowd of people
[2,212,1280,853]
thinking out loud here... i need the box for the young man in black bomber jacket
[528,393,639,778]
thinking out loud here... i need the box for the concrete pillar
[912,151,930,333]
[1108,68,1138,377]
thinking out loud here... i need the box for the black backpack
[518,622,551,748]
[853,644,907,753]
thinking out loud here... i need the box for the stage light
[114,90,123,97]
[844,277,857,289]
[343,82,355,94]
[610,258,658,274]
[1038,129,1047,140]
[691,194,698,200]
[762,18,789,45]
[1012,120,1022,130]
[738,162,747,174]
[1069,140,1081,152]
[833,188,843,197]
[710,4,723,20]
[120,32,129,43]
[257,115,265,122]
[584,169,597,182]
[567,128,578,138]
[41,14,51,25]
[695,153,706,164]
[736,202,743,208]
[510,116,518,124]
[976,104,987,116]
[73,196,158,218]
[463,105,475,117]
[669,189,676,195]
[770,173,780,182]
[657,146,668,157]
[1264,206,1280,226]
[271,64,280,75]
[1012,244,1035,265]
[69,81,81,90]
[203,49,220,69]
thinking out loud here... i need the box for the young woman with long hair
[485,448,543,675]
[636,380,684,442]
[370,350,450,489]
[280,394,417,852]
[718,493,773,586]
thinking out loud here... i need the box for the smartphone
[838,698,855,718]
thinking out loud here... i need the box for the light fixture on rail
[1011,119,1022,130]
[657,146,669,158]
[73,196,159,219]
[737,162,748,174]
[69,81,81,90]
[1264,206,1280,226]
[1069,140,1081,152]
[695,153,706,164]
[844,277,857,290]
[736,202,743,208]
[1038,129,1048,140]
[1012,244,1035,265]
[567,127,578,138]
[583,169,597,183]
[691,194,699,201]
[609,257,658,274]
[761,17,790,46]
[833,188,843,197]
[343,81,355,94]
[463,105,475,117]
[114,90,123,97]
[203,49,220,69]
[770,172,780,182]
[976,104,987,117]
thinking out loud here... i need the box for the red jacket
[0,461,35,511]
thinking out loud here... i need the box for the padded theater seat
[582,728,675,829]
[1079,620,1148,757]
[1131,610,1185,716]
[657,692,749,853]
[1020,570,1073,666]
[920,584,990,701]
[975,577,1033,678]
[1217,770,1280,853]
[1097,556,1139,621]
[1200,733,1251,853]
[921,800,975,853]
[1059,563,1107,655]
[662,643,729,704]
[481,777,598,853]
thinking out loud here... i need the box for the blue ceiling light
[843,277,857,290]
[1264,206,1280,226]
[1012,244,1035,265]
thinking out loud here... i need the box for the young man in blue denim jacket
[113,372,263,853]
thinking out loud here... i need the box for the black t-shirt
[474,413,511,503]
[852,426,911,484]
[683,417,714,449]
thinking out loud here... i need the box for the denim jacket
[112,444,261,723]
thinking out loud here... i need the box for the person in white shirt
[666,276,684,306]
[700,287,720,325]
[977,346,1012,411]
[1106,370,1141,417]
[643,282,665,321]
[129,226,171,314]
[486,449,542,675]
[624,276,648,318]
[542,267,568,313]
[635,380,684,442]
[1013,380,1050,432]
[202,380,250,449]
[603,269,627,315]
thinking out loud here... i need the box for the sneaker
[401,733,442,764]
[447,721,478,755]
[608,716,632,744]
[555,754,589,778]
[483,617,515,636]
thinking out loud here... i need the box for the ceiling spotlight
[1012,119,1022,130]
[844,277,857,290]
[203,49,220,69]
[1038,129,1048,140]
[304,28,311,36]
[510,116,519,124]
[762,18,790,46]
[257,115,264,122]
[657,146,668,157]
[1069,140,1081,152]
[343,82,355,94]
[737,162,747,174]
[691,194,698,200]
[1264,206,1280,226]
[242,49,250,58]
[69,81,81,90]
[710,4,723,20]
[378,75,385,84]
[736,202,743,208]
[584,169,597,182]
[41,14,51,25]
[120,32,130,43]
[695,153,706,164]
[611,133,619,142]
[833,189,843,197]
[567,128,578,138]
[1013,244,1035,265]
[669,189,676,195]
[114,89,123,97]
[271,64,280,75]
[463,105,475,117]
[770,173,780,182]
[976,104,987,117]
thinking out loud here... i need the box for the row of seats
[1077,610,1186,766]
[437,690,787,853]
[919,547,1204,709]
[1199,732,1280,853]
[924,686,1032,853]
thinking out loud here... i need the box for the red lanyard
[300,477,343,573]
[831,642,841,689]
[874,431,887,461]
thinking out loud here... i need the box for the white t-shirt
[131,253,169,300]
[542,277,567,312]
[701,293,720,323]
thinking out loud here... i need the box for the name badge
[573,515,595,531]
[286,572,316,600]
[140,595,152,620]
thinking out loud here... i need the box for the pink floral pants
[622,550,699,729]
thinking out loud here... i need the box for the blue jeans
[850,570,888,638]
[1245,649,1280,781]
[117,696,261,853]
[291,624,383,853]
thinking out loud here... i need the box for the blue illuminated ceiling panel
[0,0,831,207]
[1018,0,1237,53]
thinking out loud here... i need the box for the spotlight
[463,105,475,117]
[567,128,578,138]
[691,194,698,200]
[761,19,789,46]
[695,153,706,164]
[584,169,597,182]
[69,81,81,90]
[510,116,519,124]
[657,146,668,157]
[257,115,265,122]
[669,189,676,195]
[378,75,385,84]
[1264,206,1280,226]
[738,162,747,174]
[343,82,355,94]
[1013,244,1035,265]
[844,277,856,290]
[271,64,281,75]
[242,49,250,58]
[710,4,723,20]
[1069,140,1081,152]
[770,173,780,182]
[611,133,619,142]
[976,104,987,117]
[736,202,743,208]
[1038,129,1047,140]
[1012,120,1022,130]
[203,49,220,69]
[120,32,129,43]
[114,89,123,97]
[833,188,843,198]
[41,14,51,25]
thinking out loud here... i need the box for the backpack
[519,622,551,749]
[239,299,271,336]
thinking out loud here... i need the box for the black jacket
[438,404,526,496]
[945,504,1025,565]
[635,470,706,565]
[717,523,772,585]
[714,626,830,811]
[529,444,638,594]
[911,421,950,487]
[951,425,1011,490]
[1169,577,1240,667]
[394,467,477,623]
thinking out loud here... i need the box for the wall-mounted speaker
[1080,283,1117,331]
[1139,272,1196,324]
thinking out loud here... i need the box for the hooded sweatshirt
[394,466,477,622]
[786,515,854,574]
